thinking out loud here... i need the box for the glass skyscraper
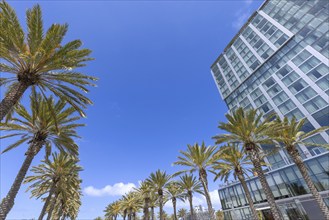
[210,0,329,219]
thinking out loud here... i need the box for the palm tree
[149,191,158,220]
[213,107,282,220]
[166,181,184,220]
[0,92,83,219]
[272,117,329,219]
[0,1,97,121]
[42,170,82,220]
[177,208,187,219]
[146,170,172,220]
[121,192,142,220]
[212,144,259,220]
[177,174,203,220]
[105,201,121,220]
[116,199,128,220]
[135,181,152,220]
[24,152,82,220]
[173,142,217,219]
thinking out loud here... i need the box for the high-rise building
[210,0,329,219]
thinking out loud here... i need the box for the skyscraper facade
[210,0,329,219]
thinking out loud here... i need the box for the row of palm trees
[104,107,329,220]
[0,1,96,219]
[104,171,204,220]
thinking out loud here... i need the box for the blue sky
[0,0,262,219]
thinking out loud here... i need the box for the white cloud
[84,182,136,197]
[245,0,253,5]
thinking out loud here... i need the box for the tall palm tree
[177,208,187,219]
[135,181,152,220]
[177,174,203,220]
[0,92,83,219]
[211,144,259,220]
[146,170,172,220]
[272,117,329,219]
[0,1,97,121]
[166,181,184,220]
[149,191,158,220]
[213,107,282,220]
[24,152,82,220]
[42,170,82,220]
[173,142,217,219]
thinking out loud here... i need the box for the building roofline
[210,0,271,68]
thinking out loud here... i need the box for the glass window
[307,160,324,175]
[266,175,281,198]
[313,33,329,51]
[318,155,329,172]
[260,103,272,113]
[286,109,304,120]
[301,119,315,133]
[263,77,276,89]
[251,88,262,99]
[308,64,328,81]
[276,65,292,78]
[314,173,329,190]
[279,100,296,114]
[250,60,260,70]
[273,92,288,105]
[296,87,317,103]
[252,14,263,26]
[292,50,312,66]
[289,79,308,94]
[249,180,261,202]
[272,172,290,196]
[303,96,327,114]
[282,71,300,86]
[254,95,267,107]
[268,84,282,97]
[285,167,297,181]
[316,75,329,91]
[312,106,329,127]
[275,35,289,47]
[299,56,321,73]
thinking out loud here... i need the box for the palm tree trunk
[46,195,57,220]
[57,203,63,220]
[188,192,194,220]
[0,141,43,220]
[38,184,56,220]
[237,174,259,220]
[159,192,164,220]
[172,198,177,220]
[144,197,150,220]
[0,81,29,122]
[199,169,215,220]
[248,147,282,220]
[288,146,329,220]
[151,206,155,220]
[128,208,133,220]
[123,210,127,220]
